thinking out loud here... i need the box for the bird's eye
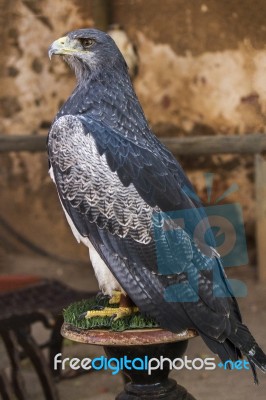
[79,38,95,49]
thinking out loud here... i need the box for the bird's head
[49,28,127,82]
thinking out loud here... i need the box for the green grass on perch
[63,296,159,332]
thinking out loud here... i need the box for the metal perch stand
[61,323,198,400]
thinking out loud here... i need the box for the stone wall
[1,0,265,264]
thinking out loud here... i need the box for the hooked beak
[48,36,76,60]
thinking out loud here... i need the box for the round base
[61,323,197,346]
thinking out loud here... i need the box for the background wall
[1,0,266,267]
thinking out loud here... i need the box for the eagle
[48,28,266,382]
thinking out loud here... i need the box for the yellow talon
[84,306,139,321]
[81,291,139,321]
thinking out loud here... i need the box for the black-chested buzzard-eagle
[48,28,266,382]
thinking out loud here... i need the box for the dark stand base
[104,341,197,400]
[61,324,198,400]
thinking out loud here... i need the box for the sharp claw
[95,292,110,303]
[78,304,105,320]
[78,312,87,320]
[110,314,117,322]
[96,292,110,302]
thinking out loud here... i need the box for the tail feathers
[202,322,266,384]
[246,356,258,385]
[246,346,266,385]
[201,333,240,364]
[228,322,266,383]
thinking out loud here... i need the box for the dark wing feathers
[48,114,237,341]
[79,115,195,211]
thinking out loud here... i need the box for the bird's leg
[80,290,139,321]
[108,289,122,304]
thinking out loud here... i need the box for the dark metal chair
[0,275,94,400]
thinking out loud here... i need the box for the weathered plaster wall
[1,0,93,134]
[135,34,266,133]
[0,0,93,260]
[1,0,265,264]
